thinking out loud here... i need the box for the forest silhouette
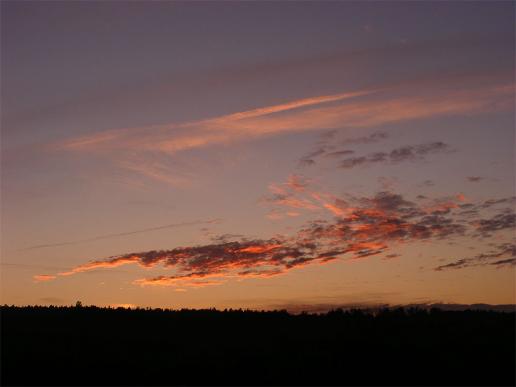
[1,305,514,386]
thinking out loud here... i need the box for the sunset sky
[1,1,514,311]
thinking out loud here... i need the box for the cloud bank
[36,187,515,288]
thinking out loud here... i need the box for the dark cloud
[297,131,388,167]
[340,131,389,145]
[319,130,338,140]
[452,196,516,222]
[298,147,327,167]
[435,242,516,271]
[414,141,450,155]
[473,212,516,237]
[365,191,416,213]
[324,150,355,158]
[478,196,516,209]
[467,176,484,182]
[298,158,316,167]
[297,191,468,258]
[298,135,450,170]
[339,142,452,169]
[384,253,401,259]
[339,156,369,168]
[489,258,516,267]
[304,148,327,159]
[210,233,246,243]
[434,259,470,271]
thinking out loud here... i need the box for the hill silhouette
[1,305,514,386]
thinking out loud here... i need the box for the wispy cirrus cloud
[261,174,327,218]
[33,274,57,282]
[60,89,372,153]
[118,160,195,188]
[55,78,513,185]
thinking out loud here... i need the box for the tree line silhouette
[1,305,514,386]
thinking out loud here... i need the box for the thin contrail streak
[19,218,221,251]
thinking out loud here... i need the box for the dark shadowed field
[1,306,514,386]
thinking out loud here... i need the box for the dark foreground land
[1,306,515,386]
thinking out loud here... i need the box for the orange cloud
[456,193,467,202]
[33,274,56,282]
[262,176,322,215]
[58,256,140,276]
[37,188,515,287]
[265,177,355,220]
[134,277,225,288]
[236,269,285,278]
[213,90,372,121]
[237,244,282,254]
[421,195,467,215]
[286,174,312,192]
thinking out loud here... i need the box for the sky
[1,1,514,311]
